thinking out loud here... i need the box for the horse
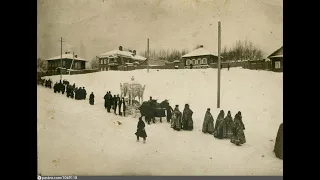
[139,99,171,124]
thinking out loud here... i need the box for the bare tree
[91,56,100,69]
[221,40,264,61]
[37,58,48,71]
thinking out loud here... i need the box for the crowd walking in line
[39,77,271,149]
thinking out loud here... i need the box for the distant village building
[267,46,283,72]
[138,59,166,69]
[98,46,146,71]
[181,45,219,69]
[45,52,88,74]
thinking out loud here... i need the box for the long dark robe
[274,123,283,159]
[104,94,108,109]
[166,106,173,122]
[202,111,214,134]
[118,99,122,115]
[182,108,194,130]
[89,94,94,105]
[223,115,234,138]
[230,115,246,145]
[214,115,224,139]
[135,120,147,138]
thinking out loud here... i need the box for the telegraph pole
[217,21,221,108]
[147,38,150,73]
[60,37,65,80]
[69,52,75,75]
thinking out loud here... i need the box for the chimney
[133,50,136,56]
[119,46,123,51]
[199,45,204,48]
[65,52,68,54]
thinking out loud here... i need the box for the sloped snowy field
[37,68,283,176]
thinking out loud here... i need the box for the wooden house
[267,46,283,72]
[181,45,219,69]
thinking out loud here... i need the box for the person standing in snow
[274,123,283,159]
[122,97,126,117]
[214,110,225,139]
[89,92,95,105]
[227,64,230,71]
[107,91,112,112]
[113,95,118,115]
[171,105,182,131]
[166,104,174,123]
[104,92,108,109]
[61,84,66,95]
[223,111,234,138]
[230,111,246,146]
[135,117,147,143]
[202,108,214,134]
[118,97,122,116]
[83,87,87,100]
[182,104,194,131]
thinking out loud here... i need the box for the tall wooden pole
[60,37,63,80]
[147,38,150,73]
[69,52,75,75]
[217,21,221,108]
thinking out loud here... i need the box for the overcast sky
[37,0,283,60]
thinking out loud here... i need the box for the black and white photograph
[37,0,283,176]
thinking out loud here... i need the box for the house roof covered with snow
[182,47,218,58]
[267,46,283,59]
[46,54,88,61]
[98,49,146,61]
[131,54,147,61]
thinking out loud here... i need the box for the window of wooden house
[197,58,201,64]
[62,60,65,67]
[192,59,196,65]
[186,59,190,65]
[275,61,280,69]
[202,58,207,64]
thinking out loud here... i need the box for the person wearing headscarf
[89,92,95,105]
[135,117,147,143]
[274,123,283,159]
[230,111,246,146]
[214,110,225,139]
[202,108,214,134]
[182,104,194,130]
[223,111,234,138]
[171,105,182,131]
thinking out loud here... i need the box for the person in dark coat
[190,64,193,69]
[135,117,147,143]
[107,92,112,112]
[83,87,87,100]
[113,95,118,115]
[54,82,58,93]
[61,84,66,95]
[214,110,225,139]
[202,108,214,134]
[182,104,194,130]
[227,64,230,71]
[104,92,108,109]
[122,97,126,117]
[118,97,122,116]
[274,123,283,159]
[72,83,76,89]
[223,111,234,138]
[230,111,246,146]
[89,92,94,105]
[166,105,173,123]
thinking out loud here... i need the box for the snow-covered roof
[173,60,181,63]
[132,54,147,61]
[99,49,134,58]
[46,54,87,61]
[182,48,218,58]
[267,46,283,59]
[99,49,147,61]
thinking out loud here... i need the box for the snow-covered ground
[37,67,283,176]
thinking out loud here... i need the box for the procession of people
[38,77,282,159]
